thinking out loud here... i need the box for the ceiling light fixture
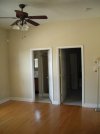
[12,24,20,30]
[12,20,29,31]
[0,4,48,30]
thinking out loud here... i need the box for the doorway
[32,49,53,103]
[58,47,84,106]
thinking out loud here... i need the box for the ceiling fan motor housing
[16,11,28,19]
[15,4,28,19]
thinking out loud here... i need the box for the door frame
[30,48,53,103]
[57,45,85,106]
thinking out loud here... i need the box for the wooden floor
[0,101,100,134]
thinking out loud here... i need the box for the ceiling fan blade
[10,20,20,26]
[28,15,48,19]
[26,19,40,26]
[0,17,17,19]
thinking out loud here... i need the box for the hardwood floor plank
[0,101,100,134]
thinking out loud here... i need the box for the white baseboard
[10,97,34,102]
[83,103,100,108]
[52,100,60,105]
[52,101,100,108]
[0,98,10,104]
[0,98,100,109]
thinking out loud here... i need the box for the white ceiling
[0,0,100,29]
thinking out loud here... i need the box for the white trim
[0,98,99,109]
[31,48,52,51]
[52,100,60,105]
[30,49,35,102]
[48,48,54,102]
[81,45,85,106]
[10,97,33,102]
[0,98,10,104]
[30,48,54,103]
[57,45,85,106]
[83,103,100,108]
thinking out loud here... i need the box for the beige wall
[0,28,9,100]
[8,18,100,104]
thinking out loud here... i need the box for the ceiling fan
[0,4,48,30]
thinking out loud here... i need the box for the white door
[48,50,53,102]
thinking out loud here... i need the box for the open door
[59,49,68,103]
[48,49,53,102]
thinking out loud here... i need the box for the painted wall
[0,28,9,101]
[8,18,100,104]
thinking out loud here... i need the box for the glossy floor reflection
[0,101,100,134]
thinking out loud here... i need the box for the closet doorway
[58,46,84,106]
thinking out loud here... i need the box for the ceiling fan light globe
[23,27,29,31]
[12,24,20,30]
[20,24,29,31]
[23,24,29,29]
